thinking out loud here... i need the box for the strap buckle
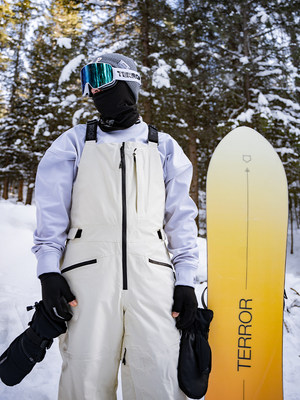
[86,119,98,142]
[148,124,158,144]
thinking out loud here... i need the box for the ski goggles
[80,62,141,96]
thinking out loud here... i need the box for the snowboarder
[32,53,199,400]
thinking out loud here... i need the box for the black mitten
[0,301,67,386]
[172,285,198,330]
[40,272,75,321]
[178,308,214,399]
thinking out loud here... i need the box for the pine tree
[0,0,87,201]
[0,0,13,87]
[0,0,34,200]
[23,0,85,191]
[198,0,299,235]
[163,0,223,231]
[262,0,300,234]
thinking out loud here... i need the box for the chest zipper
[133,148,138,212]
[120,143,128,290]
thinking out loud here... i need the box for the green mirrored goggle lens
[80,63,114,94]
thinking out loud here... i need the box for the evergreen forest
[0,0,299,238]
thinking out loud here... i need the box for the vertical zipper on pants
[120,142,128,290]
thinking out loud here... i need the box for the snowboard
[205,126,288,400]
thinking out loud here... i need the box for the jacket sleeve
[31,130,80,277]
[162,135,199,287]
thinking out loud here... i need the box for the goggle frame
[80,62,141,96]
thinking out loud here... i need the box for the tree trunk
[183,0,199,230]
[18,179,24,202]
[3,178,9,200]
[25,183,34,205]
[188,128,199,211]
[140,0,152,123]
[292,192,300,229]
[9,20,26,113]
[289,196,294,255]
[242,5,251,105]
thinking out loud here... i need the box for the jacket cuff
[36,250,61,277]
[174,264,196,288]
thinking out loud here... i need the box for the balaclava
[91,53,141,132]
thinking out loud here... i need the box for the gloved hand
[172,285,198,330]
[0,301,68,387]
[39,273,76,321]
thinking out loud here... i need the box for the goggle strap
[82,83,91,96]
[112,68,141,84]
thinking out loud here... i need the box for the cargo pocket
[61,259,97,274]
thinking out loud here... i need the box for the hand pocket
[148,258,176,280]
[61,259,97,274]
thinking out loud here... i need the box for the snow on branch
[58,54,85,85]
[72,108,85,126]
[277,147,297,156]
[152,58,171,89]
[236,109,255,123]
[266,94,300,111]
[256,68,282,77]
[57,37,72,49]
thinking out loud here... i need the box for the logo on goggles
[116,70,141,82]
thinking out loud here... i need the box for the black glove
[172,285,198,330]
[39,273,75,321]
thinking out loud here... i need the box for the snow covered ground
[0,200,299,399]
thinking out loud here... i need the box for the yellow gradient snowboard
[206,126,288,400]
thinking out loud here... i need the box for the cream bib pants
[58,124,185,400]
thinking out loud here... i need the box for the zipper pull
[26,302,39,312]
[122,348,127,365]
[133,148,137,163]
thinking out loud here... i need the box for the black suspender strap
[148,124,159,144]
[86,121,157,143]
[85,119,98,142]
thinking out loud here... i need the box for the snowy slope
[0,200,299,399]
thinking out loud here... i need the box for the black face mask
[92,81,139,132]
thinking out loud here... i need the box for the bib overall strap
[85,119,98,142]
[148,125,159,144]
